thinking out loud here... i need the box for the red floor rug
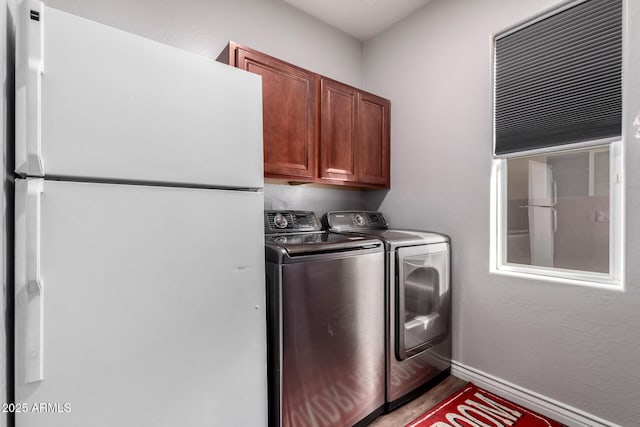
[406,383,564,427]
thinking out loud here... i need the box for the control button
[354,214,366,226]
[274,213,288,229]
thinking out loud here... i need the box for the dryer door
[396,242,449,360]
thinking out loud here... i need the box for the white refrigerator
[13,1,267,426]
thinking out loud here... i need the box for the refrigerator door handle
[16,0,44,175]
[17,178,45,383]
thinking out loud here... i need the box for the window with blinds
[491,0,624,287]
[493,0,623,157]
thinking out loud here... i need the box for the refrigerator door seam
[16,174,264,192]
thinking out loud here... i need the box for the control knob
[273,213,288,229]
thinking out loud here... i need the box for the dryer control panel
[325,211,388,231]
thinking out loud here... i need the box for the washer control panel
[273,213,289,229]
[264,210,322,234]
[325,211,389,231]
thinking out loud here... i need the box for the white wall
[363,0,640,425]
[264,183,372,214]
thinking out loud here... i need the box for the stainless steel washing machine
[326,211,451,412]
[264,210,386,427]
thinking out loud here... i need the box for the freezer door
[14,179,267,427]
[15,2,263,188]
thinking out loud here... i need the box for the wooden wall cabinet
[218,42,390,189]
[218,43,317,180]
[319,79,358,183]
[319,78,390,187]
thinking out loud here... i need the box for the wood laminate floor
[370,376,468,427]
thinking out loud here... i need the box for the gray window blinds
[494,0,622,156]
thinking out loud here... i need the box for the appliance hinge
[30,10,40,21]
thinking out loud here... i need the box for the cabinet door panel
[236,48,317,180]
[320,79,358,182]
[358,92,390,187]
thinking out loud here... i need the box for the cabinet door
[319,78,358,183]
[236,47,317,180]
[358,92,390,187]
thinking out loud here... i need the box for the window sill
[490,265,623,291]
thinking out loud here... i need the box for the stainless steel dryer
[264,210,386,427]
[326,211,451,412]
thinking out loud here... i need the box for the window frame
[489,0,625,290]
[490,139,624,289]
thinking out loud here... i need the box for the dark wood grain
[319,79,391,188]
[358,91,390,187]
[218,43,390,189]
[319,78,358,183]
[234,45,318,180]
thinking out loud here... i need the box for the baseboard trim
[450,361,620,427]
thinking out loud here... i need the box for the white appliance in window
[13,2,267,426]
[527,159,556,267]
